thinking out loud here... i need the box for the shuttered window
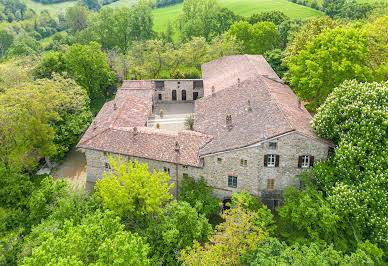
[264,155,280,167]
[298,155,315,168]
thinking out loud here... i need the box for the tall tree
[180,0,219,41]
[287,26,372,109]
[65,6,89,32]
[228,21,280,54]
[95,156,174,222]
[64,42,116,100]
[312,80,388,248]
[23,210,150,265]
[0,29,13,58]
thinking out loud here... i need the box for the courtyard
[147,102,194,131]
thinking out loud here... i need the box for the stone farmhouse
[77,55,332,210]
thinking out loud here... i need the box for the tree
[322,0,345,18]
[23,210,150,265]
[146,201,213,265]
[208,34,242,61]
[312,80,388,248]
[228,21,280,54]
[287,26,372,109]
[180,0,220,41]
[365,15,388,81]
[0,80,66,169]
[283,16,339,67]
[64,42,116,100]
[78,0,100,11]
[264,49,287,78]
[65,6,88,32]
[179,175,219,219]
[213,7,243,35]
[180,196,268,265]
[0,58,34,91]
[241,237,376,266]
[0,29,13,58]
[34,51,66,79]
[95,156,174,222]
[248,11,289,26]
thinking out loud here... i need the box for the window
[267,154,276,167]
[240,159,248,167]
[158,94,162,100]
[228,176,237,188]
[267,179,275,190]
[163,167,170,175]
[269,142,277,150]
[302,155,310,168]
[217,158,222,163]
[105,163,111,170]
[183,165,188,169]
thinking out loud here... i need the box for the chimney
[93,121,97,130]
[133,127,138,135]
[246,100,252,112]
[174,141,180,152]
[211,85,215,96]
[114,102,117,110]
[226,114,233,130]
[298,98,302,109]
[237,78,240,87]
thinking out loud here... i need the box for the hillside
[154,0,324,33]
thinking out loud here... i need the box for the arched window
[182,90,187,101]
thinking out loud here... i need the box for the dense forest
[0,0,387,264]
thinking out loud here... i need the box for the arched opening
[182,90,187,101]
[172,90,177,101]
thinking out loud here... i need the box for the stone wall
[154,80,204,103]
[84,132,328,204]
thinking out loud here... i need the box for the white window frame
[228,176,237,188]
[301,155,310,168]
[267,154,276,167]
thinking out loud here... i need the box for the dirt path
[52,148,87,190]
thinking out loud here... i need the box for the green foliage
[180,196,268,265]
[264,49,287,78]
[95,156,174,222]
[276,184,348,247]
[78,0,101,11]
[228,21,280,54]
[28,176,69,226]
[0,29,13,58]
[6,37,42,58]
[248,10,289,25]
[34,51,66,79]
[287,26,372,109]
[146,200,213,265]
[312,80,388,248]
[179,175,220,219]
[241,237,375,266]
[283,16,339,67]
[64,42,117,100]
[65,6,89,32]
[0,164,34,230]
[23,210,150,265]
[180,0,220,41]
[231,190,275,234]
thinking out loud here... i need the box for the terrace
[147,102,194,131]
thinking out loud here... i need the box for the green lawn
[152,0,324,33]
[24,0,77,14]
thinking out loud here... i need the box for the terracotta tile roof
[77,86,212,167]
[196,55,331,155]
[78,127,212,167]
[201,54,280,96]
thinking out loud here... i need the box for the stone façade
[78,55,332,210]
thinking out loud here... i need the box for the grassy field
[24,0,76,14]
[152,0,324,33]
